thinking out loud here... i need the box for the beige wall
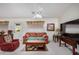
[60,4,79,33]
[0,18,59,41]
[60,4,79,23]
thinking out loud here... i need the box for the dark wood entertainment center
[59,19,79,55]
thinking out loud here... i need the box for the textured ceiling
[0,3,77,18]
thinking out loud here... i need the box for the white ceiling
[0,3,77,18]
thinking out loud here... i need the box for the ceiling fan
[32,7,43,18]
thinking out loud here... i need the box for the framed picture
[47,23,55,31]
[15,23,21,32]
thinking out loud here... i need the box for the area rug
[26,45,48,51]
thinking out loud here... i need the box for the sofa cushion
[28,37,44,41]
[30,33,36,37]
[36,33,42,37]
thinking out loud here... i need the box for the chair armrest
[12,39,19,42]
[1,41,19,51]
[12,39,19,45]
[1,41,18,46]
[1,43,12,48]
[1,43,10,46]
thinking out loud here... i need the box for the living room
[0,3,79,55]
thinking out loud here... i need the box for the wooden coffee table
[25,40,47,51]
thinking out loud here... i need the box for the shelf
[0,21,9,24]
[27,21,44,28]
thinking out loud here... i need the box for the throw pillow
[4,35,12,43]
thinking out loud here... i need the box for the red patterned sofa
[23,32,48,44]
[0,35,19,51]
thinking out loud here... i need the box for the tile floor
[0,32,79,55]
[0,40,76,55]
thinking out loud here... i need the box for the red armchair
[23,32,48,44]
[0,35,19,51]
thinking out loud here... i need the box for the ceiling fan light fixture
[33,13,42,18]
[32,7,43,19]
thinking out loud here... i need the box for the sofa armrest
[43,34,48,38]
[23,35,29,44]
[23,34,30,41]
[43,34,48,43]
[23,36,26,39]
[23,34,30,39]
